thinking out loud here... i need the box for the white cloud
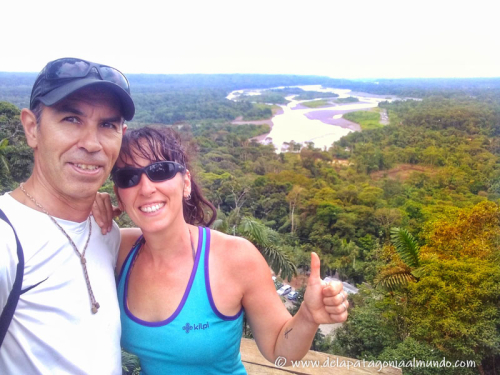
[1,0,499,78]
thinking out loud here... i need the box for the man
[0,58,135,374]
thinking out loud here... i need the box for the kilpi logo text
[182,322,210,333]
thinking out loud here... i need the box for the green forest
[1,74,500,374]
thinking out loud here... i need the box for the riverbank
[227,86,398,150]
[238,105,362,144]
[304,110,361,131]
[231,107,283,142]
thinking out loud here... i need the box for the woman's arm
[268,252,347,363]
[92,192,142,273]
[92,192,122,235]
[236,240,348,365]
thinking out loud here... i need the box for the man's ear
[122,123,127,135]
[20,108,39,149]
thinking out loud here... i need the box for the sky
[2,0,499,79]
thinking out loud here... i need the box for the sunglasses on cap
[45,58,130,92]
[112,161,186,189]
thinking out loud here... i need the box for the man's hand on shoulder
[92,192,122,235]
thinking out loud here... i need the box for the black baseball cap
[30,57,135,121]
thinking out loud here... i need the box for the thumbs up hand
[302,252,348,324]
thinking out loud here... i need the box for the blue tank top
[117,227,247,374]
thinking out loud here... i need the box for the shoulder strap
[117,235,144,285]
[0,209,24,347]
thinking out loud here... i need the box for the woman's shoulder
[208,228,267,267]
[116,228,143,274]
[207,228,274,295]
[209,228,255,250]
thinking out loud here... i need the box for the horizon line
[1,71,500,81]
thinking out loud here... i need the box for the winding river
[228,85,399,152]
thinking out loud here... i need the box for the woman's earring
[185,193,191,200]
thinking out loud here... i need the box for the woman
[95,127,348,374]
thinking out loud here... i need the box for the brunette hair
[115,126,216,226]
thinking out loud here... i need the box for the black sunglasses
[112,161,185,189]
[45,58,130,92]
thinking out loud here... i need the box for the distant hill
[2,71,500,109]
[2,72,500,126]
[0,72,332,108]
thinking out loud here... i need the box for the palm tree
[121,350,141,375]
[213,213,297,281]
[0,138,10,176]
[338,239,360,270]
[376,227,422,290]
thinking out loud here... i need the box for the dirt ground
[370,163,437,181]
